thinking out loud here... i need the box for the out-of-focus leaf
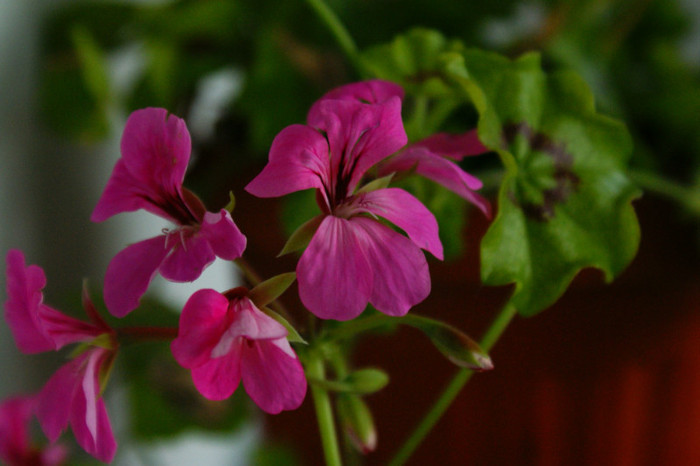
[445,50,641,316]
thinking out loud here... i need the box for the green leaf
[71,25,111,107]
[361,27,465,99]
[356,172,395,194]
[400,315,492,370]
[446,50,641,316]
[248,272,297,308]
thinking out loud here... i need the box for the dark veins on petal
[503,122,580,222]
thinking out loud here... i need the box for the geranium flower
[171,289,306,414]
[0,396,67,466]
[246,80,443,320]
[4,250,117,463]
[314,80,491,217]
[92,107,247,317]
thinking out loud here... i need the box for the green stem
[307,351,343,466]
[304,0,363,74]
[630,168,700,215]
[389,303,518,466]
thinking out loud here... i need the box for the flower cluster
[2,79,488,463]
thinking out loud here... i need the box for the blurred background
[1,0,699,464]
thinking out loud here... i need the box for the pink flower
[246,80,443,321]
[171,289,306,414]
[92,108,247,317]
[3,250,118,463]
[0,396,67,466]
[314,80,491,217]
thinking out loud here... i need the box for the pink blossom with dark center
[92,108,246,317]
[246,80,443,320]
[171,289,306,414]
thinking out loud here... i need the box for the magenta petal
[225,298,288,342]
[297,216,373,321]
[309,99,407,194]
[360,188,444,260]
[199,210,247,261]
[414,130,489,160]
[190,350,242,400]
[120,108,191,195]
[241,338,306,414]
[245,124,329,198]
[69,349,116,463]
[381,146,492,217]
[353,218,431,317]
[104,236,170,317]
[37,356,83,442]
[171,289,231,368]
[309,80,404,112]
[159,233,215,282]
[91,160,176,223]
[5,250,56,352]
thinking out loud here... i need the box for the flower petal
[5,250,56,352]
[190,350,242,401]
[159,232,215,282]
[199,210,247,261]
[104,236,170,317]
[353,218,431,317]
[171,289,231,368]
[69,349,116,463]
[308,98,407,195]
[245,124,329,198]
[120,108,191,196]
[241,338,306,414]
[220,298,287,344]
[297,216,373,321]
[37,356,83,442]
[310,79,404,110]
[359,188,444,260]
[92,108,192,223]
[91,160,177,223]
[4,250,98,352]
[381,145,492,217]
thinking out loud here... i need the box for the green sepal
[400,315,493,370]
[224,191,236,213]
[248,272,296,308]
[337,394,377,454]
[356,172,395,195]
[261,306,306,345]
[278,215,324,256]
[444,50,641,316]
